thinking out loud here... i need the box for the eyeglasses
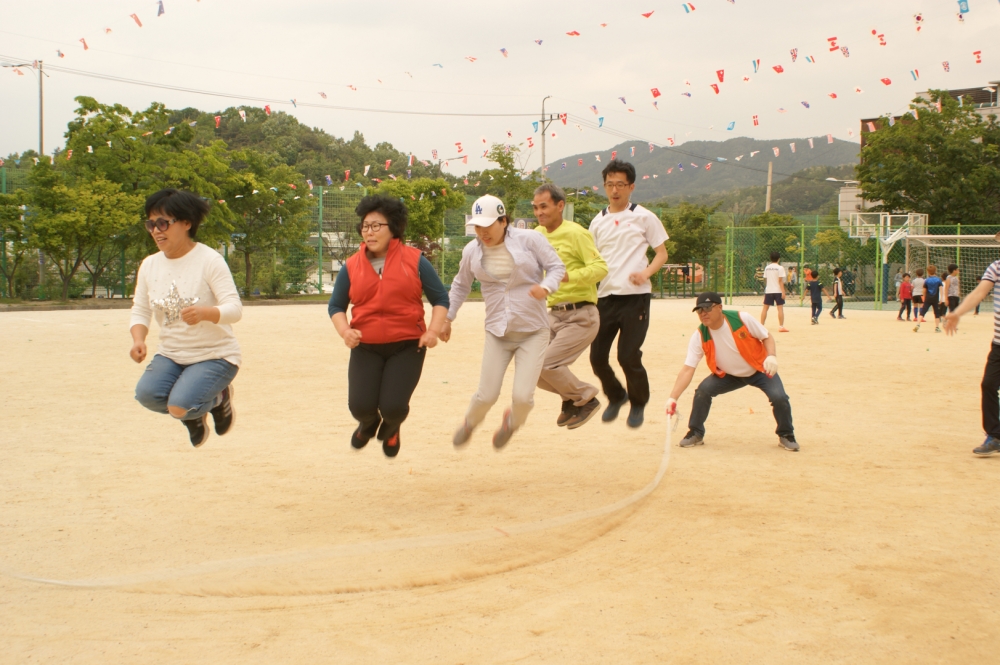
[145,217,179,233]
[361,222,386,233]
[604,181,631,190]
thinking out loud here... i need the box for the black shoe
[626,404,645,429]
[382,430,400,457]
[778,435,800,452]
[351,426,371,449]
[183,415,210,448]
[210,385,236,436]
[556,400,577,427]
[602,395,629,422]
[566,398,600,430]
[679,431,704,448]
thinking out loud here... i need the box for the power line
[0,53,539,118]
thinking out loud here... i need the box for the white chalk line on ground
[2,415,676,590]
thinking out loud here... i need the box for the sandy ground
[2,299,999,664]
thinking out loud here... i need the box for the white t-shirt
[130,243,243,366]
[481,243,515,282]
[911,277,925,296]
[763,263,786,294]
[589,202,669,298]
[684,311,770,378]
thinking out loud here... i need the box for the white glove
[665,397,678,416]
[763,355,778,377]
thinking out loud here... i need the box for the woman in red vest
[328,195,450,457]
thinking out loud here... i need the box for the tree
[374,177,466,248]
[857,90,1000,225]
[221,149,310,295]
[661,203,722,263]
[27,162,137,300]
[0,189,32,298]
[747,211,797,227]
[480,144,540,216]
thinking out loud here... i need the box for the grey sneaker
[453,419,475,448]
[679,431,704,448]
[778,435,800,452]
[492,408,515,450]
[566,398,600,430]
[973,436,1000,456]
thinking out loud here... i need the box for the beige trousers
[465,328,550,430]
[536,305,601,406]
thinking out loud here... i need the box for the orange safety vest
[699,310,768,378]
[346,238,427,344]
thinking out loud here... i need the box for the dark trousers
[831,295,844,317]
[348,339,426,440]
[589,294,651,406]
[811,300,822,319]
[981,344,1000,439]
[688,371,794,438]
[898,299,912,319]
[921,296,945,319]
[948,296,960,313]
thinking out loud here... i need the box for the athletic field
[1,300,997,663]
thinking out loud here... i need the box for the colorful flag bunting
[943,61,951,72]
[598,117,604,127]
[808,138,814,148]
[681,3,695,13]
[87,145,93,153]
[157,1,165,16]
[455,142,463,153]
[827,37,838,52]
[752,59,760,73]
[790,48,798,63]
[642,11,654,18]
[666,137,675,146]
[710,84,719,94]
[325,175,333,185]
[735,155,743,161]
[649,142,654,152]
[790,143,796,153]
[239,109,246,122]
[343,170,350,181]
[559,113,567,124]
[772,65,784,73]
[79,38,88,50]
[578,159,583,166]
[805,56,815,63]
[290,99,297,107]
[705,164,712,171]
[500,48,508,57]
[801,101,810,108]
[880,78,892,86]
[263,105,271,116]
[681,92,692,97]
[612,151,617,160]
[214,115,221,128]
[752,114,759,126]
[130,13,143,27]
[727,121,735,130]
[535,39,543,45]
[66,150,72,160]
[716,69,725,82]
[630,147,634,157]
[974,50,982,64]
[772,147,779,157]
[385,159,392,169]
[841,46,850,57]
[595,155,601,162]
[566,31,581,36]
[750,151,759,157]
[911,70,920,80]
[829,93,838,99]
[651,88,661,98]
[618,97,627,104]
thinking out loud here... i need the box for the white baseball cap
[467,195,506,227]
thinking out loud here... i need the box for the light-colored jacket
[448,226,566,336]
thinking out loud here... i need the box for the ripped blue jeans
[135,354,238,421]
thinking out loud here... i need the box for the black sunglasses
[145,217,179,233]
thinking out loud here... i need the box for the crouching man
[665,292,799,452]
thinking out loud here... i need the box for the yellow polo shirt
[536,220,608,307]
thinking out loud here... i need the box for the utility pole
[765,161,773,212]
[2,60,47,156]
[539,96,557,179]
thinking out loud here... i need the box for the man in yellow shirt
[533,184,609,428]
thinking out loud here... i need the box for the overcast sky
[1,0,997,175]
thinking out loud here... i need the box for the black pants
[811,300,822,319]
[948,296,960,313]
[348,339,426,440]
[982,344,1000,439]
[898,299,912,319]
[590,294,651,406]
[831,295,844,317]
[921,296,945,319]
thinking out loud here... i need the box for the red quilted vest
[346,239,426,344]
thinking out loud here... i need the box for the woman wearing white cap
[443,195,566,449]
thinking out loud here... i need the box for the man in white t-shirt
[760,251,789,332]
[588,160,669,429]
[665,292,799,452]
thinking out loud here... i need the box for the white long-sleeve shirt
[447,226,566,336]
[130,243,243,366]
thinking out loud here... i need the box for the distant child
[760,251,789,332]
[830,268,846,319]
[897,272,913,321]
[805,269,830,324]
[911,268,925,320]
[915,265,945,333]
[894,269,903,300]
[946,264,961,313]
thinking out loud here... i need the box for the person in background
[830,268,846,319]
[532,184,608,430]
[588,160,669,429]
[911,268,926,322]
[897,273,913,322]
[446,195,566,450]
[130,189,242,448]
[805,269,829,325]
[915,265,944,333]
[760,252,789,333]
[946,264,961,313]
[894,268,903,301]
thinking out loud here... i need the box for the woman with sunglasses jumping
[130,189,242,447]
[328,194,450,458]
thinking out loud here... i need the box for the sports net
[904,234,1000,304]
